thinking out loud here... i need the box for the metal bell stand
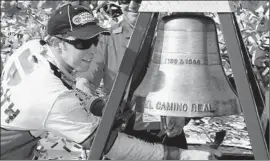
[88,1,269,160]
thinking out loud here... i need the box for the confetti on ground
[61,139,67,145]
[74,144,82,149]
[63,146,71,153]
[50,142,58,149]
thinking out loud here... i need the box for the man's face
[60,36,94,73]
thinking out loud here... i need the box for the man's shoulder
[97,33,119,47]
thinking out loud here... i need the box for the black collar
[48,62,73,90]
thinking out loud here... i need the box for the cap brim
[67,24,110,40]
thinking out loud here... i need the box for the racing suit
[0,40,189,160]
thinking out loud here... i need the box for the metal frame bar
[228,10,268,135]
[88,12,157,160]
[127,13,161,101]
[262,90,269,150]
[230,11,269,149]
[218,13,270,159]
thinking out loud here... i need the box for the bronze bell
[133,13,241,117]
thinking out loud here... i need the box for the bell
[133,13,241,117]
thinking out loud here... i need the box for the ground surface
[37,115,252,160]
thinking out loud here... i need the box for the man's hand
[180,149,222,160]
[164,145,222,160]
[165,116,186,138]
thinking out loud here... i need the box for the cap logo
[72,12,95,25]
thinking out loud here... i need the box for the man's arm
[44,90,100,144]
[43,90,162,158]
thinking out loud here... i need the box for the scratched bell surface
[133,14,241,117]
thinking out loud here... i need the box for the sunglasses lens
[75,39,93,49]
[75,43,83,49]
[59,37,97,50]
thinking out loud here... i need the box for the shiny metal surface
[133,14,241,117]
[138,1,235,13]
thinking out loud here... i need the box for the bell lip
[161,13,215,23]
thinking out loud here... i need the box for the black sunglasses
[57,37,98,50]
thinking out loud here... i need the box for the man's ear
[53,36,65,52]
[49,37,59,46]
[50,37,63,54]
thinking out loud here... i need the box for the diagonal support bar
[88,12,158,160]
[218,13,270,159]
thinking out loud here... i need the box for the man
[0,2,219,160]
[79,0,190,149]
